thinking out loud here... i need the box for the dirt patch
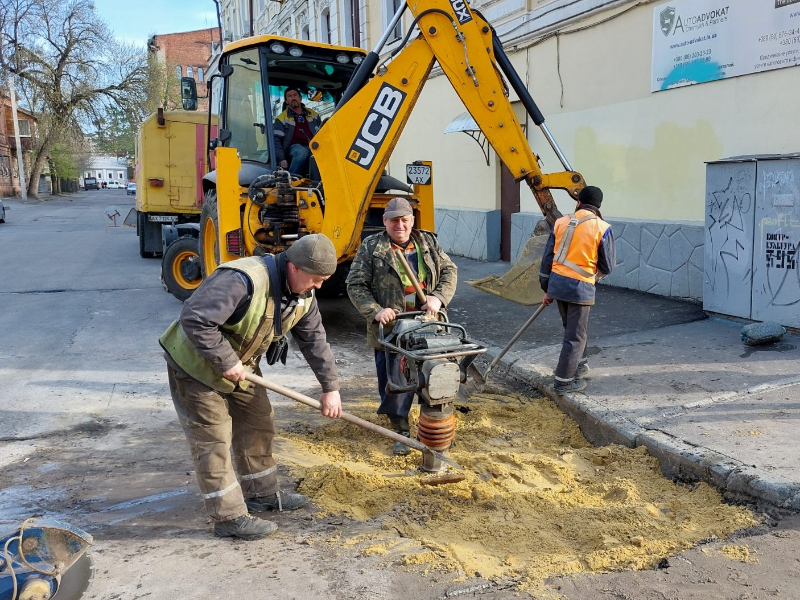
[275,388,758,595]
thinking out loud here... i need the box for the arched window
[187,66,194,79]
[320,8,331,44]
[175,65,182,78]
[301,25,310,40]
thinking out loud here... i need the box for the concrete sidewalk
[450,257,800,512]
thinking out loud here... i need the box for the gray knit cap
[285,234,338,276]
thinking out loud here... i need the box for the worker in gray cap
[346,198,457,455]
[160,233,341,540]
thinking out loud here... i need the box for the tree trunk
[27,133,58,199]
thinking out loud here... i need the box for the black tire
[161,236,202,302]
[198,190,220,277]
[137,211,157,258]
[317,261,351,298]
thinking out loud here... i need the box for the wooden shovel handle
[394,248,427,305]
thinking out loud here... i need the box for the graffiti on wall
[758,168,800,308]
[706,173,753,296]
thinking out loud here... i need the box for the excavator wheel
[161,236,202,302]
[199,189,220,277]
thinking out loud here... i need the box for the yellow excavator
[181,0,584,299]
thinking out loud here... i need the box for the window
[301,25,310,40]
[224,48,268,163]
[187,66,194,79]
[385,0,403,42]
[198,67,204,82]
[118,172,124,179]
[176,65,182,78]
[320,8,331,44]
[344,0,361,47]
[17,120,31,137]
[97,172,103,178]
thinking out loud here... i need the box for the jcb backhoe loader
[186,0,585,299]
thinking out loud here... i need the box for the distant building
[147,28,220,112]
[83,156,129,188]
[0,92,37,197]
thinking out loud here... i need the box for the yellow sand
[276,390,757,595]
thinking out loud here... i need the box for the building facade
[0,92,37,198]
[147,28,221,112]
[82,156,129,188]
[214,0,800,306]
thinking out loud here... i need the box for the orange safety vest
[551,209,611,284]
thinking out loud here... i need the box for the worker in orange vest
[539,186,615,394]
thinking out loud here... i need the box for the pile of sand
[277,390,757,594]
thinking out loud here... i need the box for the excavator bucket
[467,230,549,306]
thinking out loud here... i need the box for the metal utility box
[705,154,800,328]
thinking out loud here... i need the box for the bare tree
[0,0,148,198]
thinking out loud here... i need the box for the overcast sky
[92,0,219,47]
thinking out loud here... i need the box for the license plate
[148,215,176,222]
[406,164,431,185]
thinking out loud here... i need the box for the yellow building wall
[387,2,800,223]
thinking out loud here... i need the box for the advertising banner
[652,0,800,92]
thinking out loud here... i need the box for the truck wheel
[198,190,220,277]
[161,236,202,302]
[137,211,157,258]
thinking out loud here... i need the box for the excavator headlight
[270,42,286,54]
[288,46,303,57]
[335,53,350,64]
[352,55,364,65]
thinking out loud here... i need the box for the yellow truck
[134,109,216,300]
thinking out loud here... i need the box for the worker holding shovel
[539,186,615,394]
[159,234,342,541]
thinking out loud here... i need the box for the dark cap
[285,234,338,276]
[384,197,413,219]
[578,186,603,208]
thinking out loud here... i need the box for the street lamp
[7,74,28,202]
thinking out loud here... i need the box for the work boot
[389,416,412,456]
[553,378,588,395]
[246,491,309,513]
[576,363,590,379]
[213,514,277,540]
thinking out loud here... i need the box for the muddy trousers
[554,300,591,383]
[167,365,279,523]
[374,349,415,419]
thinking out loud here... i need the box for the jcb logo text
[347,83,406,170]
[449,0,472,24]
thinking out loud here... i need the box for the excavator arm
[312,0,584,259]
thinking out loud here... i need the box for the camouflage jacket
[346,229,458,349]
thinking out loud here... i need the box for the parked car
[84,177,99,190]
[126,182,136,195]
[106,181,121,189]
[0,198,6,223]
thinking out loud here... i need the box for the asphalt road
[1,191,797,600]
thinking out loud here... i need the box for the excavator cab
[195,35,433,294]
[215,38,364,171]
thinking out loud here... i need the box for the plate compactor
[380,312,486,472]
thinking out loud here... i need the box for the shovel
[463,302,547,394]
[243,372,464,470]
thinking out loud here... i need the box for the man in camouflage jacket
[346,198,457,454]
